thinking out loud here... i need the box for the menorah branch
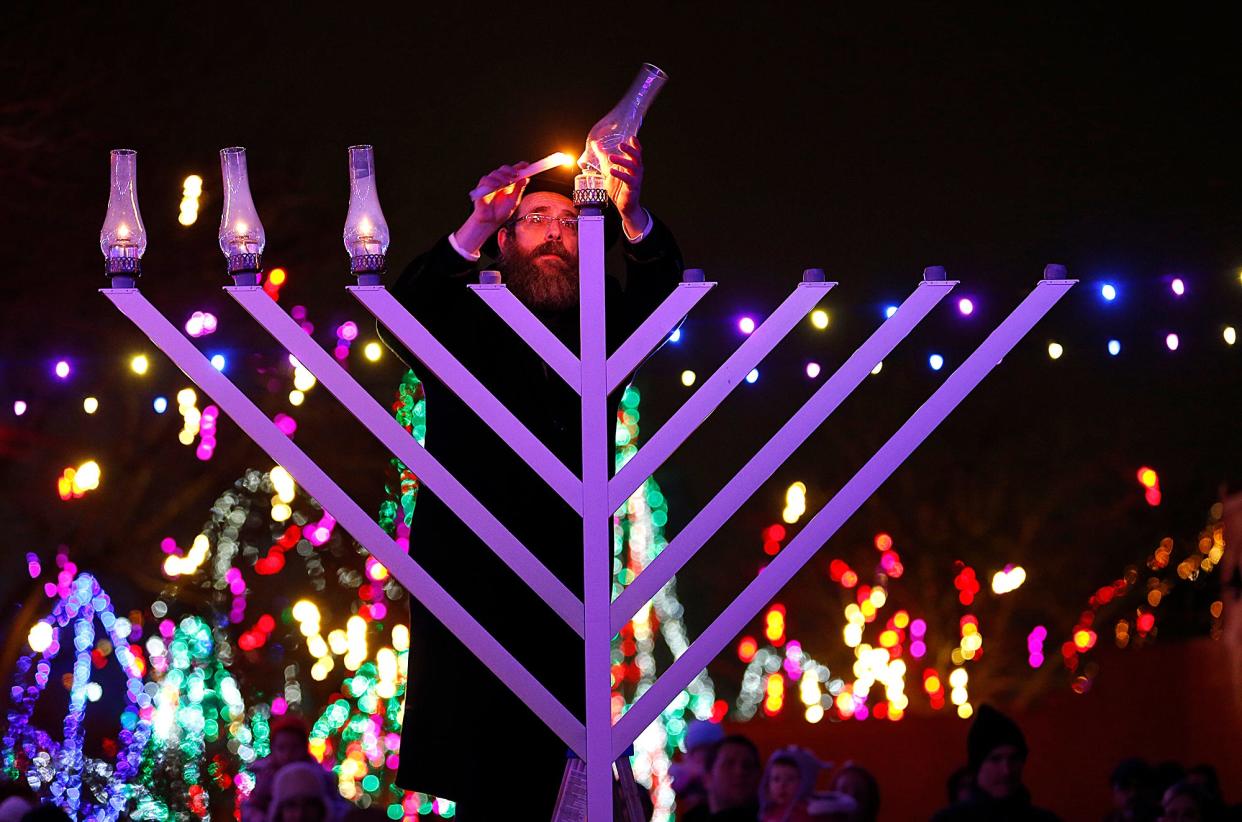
[469,283,582,392]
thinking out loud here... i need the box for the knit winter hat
[967,704,1028,772]
[268,761,330,822]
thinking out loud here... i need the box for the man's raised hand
[453,162,530,257]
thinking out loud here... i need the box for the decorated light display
[218,147,265,281]
[343,145,391,281]
[100,149,147,282]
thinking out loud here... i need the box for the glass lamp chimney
[343,145,390,282]
[577,63,668,177]
[218,147,265,282]
[100,149,147,282]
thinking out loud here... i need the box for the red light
[874,533,893,552]
[1137,467,1158,488]
[1144,486,1162,506]
[764,524,787,542]
[841,570,859,588]
[738,636,758,662]
[1136,613,1155,633]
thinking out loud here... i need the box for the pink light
[160,538,178,554]
[291,305,308,321]
[54,360,71,379]
[1028,653,1044,668]
[370,603,387,621]
[738,316,756,335]
[13,401,26,416]
[338,321,359,341]
[1171,278,1185,296]
[271,697,288,716]
[1165,333,1179,351]
[854,704,869,721]
[910,619,927,637]
[910,640,927,658]
[26,552,40,578]
[957,298,974,316]
[805,362,821,378]
[43,582,57,598]
[333,345,349,360]
[273,413,298,436]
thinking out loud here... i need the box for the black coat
[381,218,683,809]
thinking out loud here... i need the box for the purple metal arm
[227,286,584,636]
[350,285,583,514]
[606,282,716,394]
[577,212,614,819]
[101,287,586,754]
[468,284,582,393]
[611,278,1075,756]
[609,280,956,634]
[608,282,835,510]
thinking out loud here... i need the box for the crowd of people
[669,705,1236,822]
[0,705,1234,820]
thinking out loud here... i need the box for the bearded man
[381,138,684,817]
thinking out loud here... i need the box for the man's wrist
[621,208,653,243]
[452,212,497,259]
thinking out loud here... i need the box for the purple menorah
[100,146,1073,819]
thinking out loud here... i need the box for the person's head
[946,766,974,805]
[496,191,580,311]
[765,756,803,807]
[967,705,1028,800]
[269,717,312,769]
[1184,765,1221,803]
[268,762,330,822]
[1111,758,1154,812]
[831,764,880,822]
[1160,780,1208,822]
[703,735,762,812]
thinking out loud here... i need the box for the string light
[54,360,71,380]
[738,316,756,335]
[805,362,821,378]
[14,400,27,415]
[957,298,974,316]
[810,309,829,329]
[680,370,696,387]
[1108,339,1121,356]
[83,397,99,414]
[1171,277,1185,296]
[1225,326,1237,345]
[130,354,150,375]
[1165,333,1179,351]
[928,354,944,371]
[178,174,203,226]
[1048,342,1064,360]
[363,342,383,362]
[745,368,759,384]
[1100,283,1117,301]
[871,361,883,375]
[884,305,898,319]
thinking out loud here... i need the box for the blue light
[1107,339,1121,356]
[884,305,898,319]
[153,396,168,414]
[745,368,759,384]
[1100,283,1117,302]
[929,354,944,371]
[668,328,682,344]
[209,354,226,372]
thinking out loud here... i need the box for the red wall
[730,639,1241,821]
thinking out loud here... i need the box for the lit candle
[470,152,575,201]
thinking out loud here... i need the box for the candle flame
[234,220,248,235]
[117,224,130,240]
[555,152,574,167]
[359,217,373,236]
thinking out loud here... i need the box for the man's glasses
[511,213,579,232]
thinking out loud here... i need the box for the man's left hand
[608,137,646,236]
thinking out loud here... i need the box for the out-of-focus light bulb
[1100,283,1117,301]
[363,342,383,362]
[871,361,883,375]
[680,370,696,386]
[1165,333,1179,351]
[738,316,756,335]
[54,360,71,380]
[884,305,898,319]
[130,354,150,375]
[957,298,974,316]
[805,362,821,378]
[153,396,168,414]
[1225,326,1237,345]
[13,401,27,416]
[928,354,944,371]
[1170,278,1185,296]
[1107,339,1121,356]
[83,397,99,414]
[100,149,147,278]
[745,368,759,384]
[218,147,265,276]
[810,309,829,329]
[210,354,227,371]
[343,145,390,277]
[1048,342,1064,360]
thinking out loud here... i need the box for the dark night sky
[2,5,1240,706]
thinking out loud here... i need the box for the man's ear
[497,226,511,256]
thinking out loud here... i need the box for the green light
[387,805,404,820]
[362,774,380,792]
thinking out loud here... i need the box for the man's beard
[498,240,578,311]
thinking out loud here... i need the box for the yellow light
[878,630,898,648]
[271,503,291,522]
[177,388,197,408]
[843,624,863,647]
[810,309,829,330]
[924,675,941,693]
[860,600,876,620]
[73,460,101,492]
[951,687,968,706]
[1048,341,1064,360]
[894,611,909,629]
[183,174,203,193]
[83,397,99,414]
[292,600,319,624]
[288,389,305,406]
[948,668,968,689]
[377,648,398,682]
[28,622,54,653]
[268,268,287,286]
[1139,468,1158,488]
[130,355,150,375]
[392,624,410,652]
[835,692,854,713]
[307,635,329,658]
[1225,326,1237,346]
[869,587,887,608]
[293,367,317,392]
[557,152,576,167]
[327,630,348,655]
[871,360,883,375]
[680,370,696,387]
[363,342,383,362]
[270,466,296,503]
[957,703,973,719]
